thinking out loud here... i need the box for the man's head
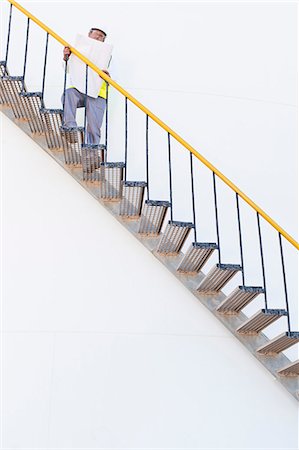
[88,28,107,42]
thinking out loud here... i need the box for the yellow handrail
[7,0,299,250]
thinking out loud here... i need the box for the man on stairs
[61,27,110,145]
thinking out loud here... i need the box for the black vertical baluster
[190,152,197,243]
[84,64,88,145]
[62,55,69,163]
[41,32,49,105]
[5,4,13,67]
[236,193,245,285]
[105,80,109,160]
[167,132,173,222]
[212,172,221,264]
[256,213,268,309]
[124,96,128,181]
[146,114,150,200]
[62,55,69,117]
[278,233,291,332]
[22,17,30,92]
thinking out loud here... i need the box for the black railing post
[41,32,49,102]
[62,56,69,118]
[278,233,291,332]
[22,17,30,92]
[167,132,173,222]
[105,81,109,160]
[124,96,128,181]
[190,152,197,242]
[213,172,221,264]
[84,64,88,145]
[146,114,149,200]
[256,213,268,309]
[5,3,13,66]
[236,193,245,285]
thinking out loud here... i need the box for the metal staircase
[1,0,298,400]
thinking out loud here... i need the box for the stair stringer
[1,104,298,401]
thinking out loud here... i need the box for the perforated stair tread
[81,144,106,181]
[216,286,264,314]
[19,91,44,134]
[197,263,241,294]
[156,220,194,254]
[60,126,84,165]
[257,332,299,355]
[99,162,125,200]
[119,181,147,218]
[236,309,288,335]
[0,61,10,104]
[138,199,171,235]
[0,75,27,118]
[177,242,218,273]
[40,108,64,149]
[277,360,299,377]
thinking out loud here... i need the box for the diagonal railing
[1,0,298,396]
[5,0,298,250]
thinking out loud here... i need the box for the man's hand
[101,69,110,77]
[63,47,71,61]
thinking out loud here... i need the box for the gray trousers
[62,88,106,145]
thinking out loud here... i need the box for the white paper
[68,34,113,98]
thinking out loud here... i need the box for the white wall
[0,2,297,323]
[1,111,298,449]
[1,1,298,447]
[0,1,297,227]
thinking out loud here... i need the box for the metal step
[40,108,63,149]
[156,220,194,255]
[236,309,288,335]
[138,200,170,235]
[0,82,7,105]
[216,286,264,315]
[0,61,10,104]
[257,332,299,355]
[99,162,125,200]
[196,263,241,294]
[0,76,27,118]
[119,181,147,218]
[277,360,299,377]
[177,242,218,274]
[60,126,84,165]
[19,91,44,134]
[81,144,106,181]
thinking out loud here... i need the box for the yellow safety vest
[69,80,108,99]
[99,80,108,99]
